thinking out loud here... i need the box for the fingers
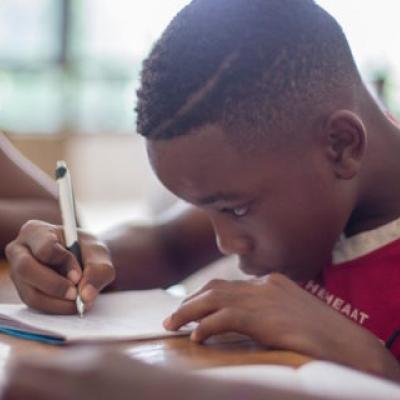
[8,220,81,281]
[6,220,116,314]
[164,278,272,344]
[165,280,241,332]
[182,279,228,304]
[167,300,249,344]
[14,283,77,315]
[8,244,78,314]
[191,308,247,343]
[167,280,243,331]
[10,245,77,301]
[78,242,115,304]
[27,229,81,279]
[164,290,222,331]
[79,263,115,303]
[164,288,248,344]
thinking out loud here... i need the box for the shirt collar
[332,216,400,265]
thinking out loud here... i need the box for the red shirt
[303,218,400,360]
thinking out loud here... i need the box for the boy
[5,0,400,383]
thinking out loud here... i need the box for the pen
[55,160,85,318]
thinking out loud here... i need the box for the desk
[0,260,311,371]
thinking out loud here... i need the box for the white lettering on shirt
[303,280,370,326]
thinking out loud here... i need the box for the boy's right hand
[5,220,115,314]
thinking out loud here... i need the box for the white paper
[0,289,189,343]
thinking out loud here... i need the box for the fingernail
[163,317,172,330]
[81,284,97,303]
[65,286,77,301]
[67,269,81,284]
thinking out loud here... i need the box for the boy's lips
[238,259,280,277]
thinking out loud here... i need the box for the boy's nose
[216,233,252,256]
[213,219,253,256]
[211,215,253,256]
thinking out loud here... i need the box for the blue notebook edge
[0,326,64,345]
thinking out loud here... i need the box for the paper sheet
[0,289,189,343]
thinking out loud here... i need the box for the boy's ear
[324,110,367,179]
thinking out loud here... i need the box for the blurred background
[1,0,399,233]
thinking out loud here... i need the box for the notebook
[196,362,400,400]
[0,289,190,345]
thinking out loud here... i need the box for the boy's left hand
[164,273,400,381]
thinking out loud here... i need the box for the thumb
[78,262,115,304]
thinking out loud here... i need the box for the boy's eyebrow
[197,192,243,205]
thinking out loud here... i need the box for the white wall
[65,134,178,231]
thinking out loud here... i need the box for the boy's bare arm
[0,133,61,256]
[101,205,221,290]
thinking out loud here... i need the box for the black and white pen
[56,160,85,318]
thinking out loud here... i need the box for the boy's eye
[233,206,249,217]
[220,205,249,217]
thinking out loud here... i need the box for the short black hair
[136,0,360,142]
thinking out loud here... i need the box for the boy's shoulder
[303,217,400,360]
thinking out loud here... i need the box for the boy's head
[136,0,372,281]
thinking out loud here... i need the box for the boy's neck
[345,113,400,237]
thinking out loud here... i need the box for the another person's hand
[1,349,329,400]
[5,220,115,314]
[2,350,145,400]
[164,273,400,379]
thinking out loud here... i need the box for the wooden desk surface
[0,260,311,371]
